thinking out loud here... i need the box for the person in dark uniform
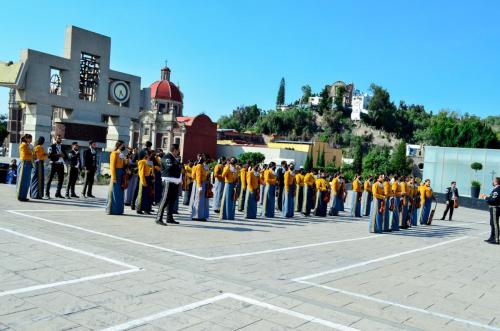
[276,160,287,211]
[440,181,459,221]
[481,177,500,245]
[45,135,66,198]
[82,140,98,198]
[155,144,182,226]
[65,142,81,198]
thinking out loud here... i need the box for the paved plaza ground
[0,183,498,331]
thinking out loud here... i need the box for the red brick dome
[150,80,182,103]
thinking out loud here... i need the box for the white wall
[217,145,308,166]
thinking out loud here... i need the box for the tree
[362,146,391,177]
[301,85,312,104]
[217,105,262,132]
[254,107,317,140]
[390,141,412,176]
[317,86,332,116]
[0,115,8,145]
[239,152,266,165]
[276,78,285,106]
[352,138,363,175]
[303,147,313,171]
[316,147,325,168]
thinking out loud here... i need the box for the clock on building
[109,80,130,104]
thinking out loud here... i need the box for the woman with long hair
[244,163,259,219]
[262,162,277,218]
[369,174,386,233]
[30,136,47,199]
[106,140,126,215]
[17,134,33,201]
[135,150,153,214]
[220,157,238,220]
[190,154,210,221]
[282,164,295,218]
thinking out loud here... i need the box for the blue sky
[1,0,499,119]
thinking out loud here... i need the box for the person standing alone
[440,181,459,221]
[46,135,66,199]
[82,140,98,198]
[481,177,500,245]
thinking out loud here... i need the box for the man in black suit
[45,135,66,198]
[155,144,182,226]
[82,140,98,198]
[276,160,287,211]
[481,177,500,245]
[440,181,459,221]
[65,142,81,198]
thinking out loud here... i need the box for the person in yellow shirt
[302,169,316,216]
[418,179,434,225]
[259,164,268,205]
[220,157,239,220]
[294,167,304,212]
[350,175,363,218]
[30,136,47,199]
[389,175,402,231]
[399,176,410,229]
[238,162,249,212]
[328,174,341,216]
[17,134,33,201]
[182,160,194,206]
[382,177,393,232]
[282,164,296,218]
[191,154,210,221]
[153,152,163,205]
[263,162,277,218]
[314,172,329,217]
[369,174,386,233]
[245,163,260,219]
[106,140,126,215]
[361,175,373,216]
[212,157,226,213]
[136,151,153,214]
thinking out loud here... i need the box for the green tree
[352,138,363,175]
[276,77,285,106]
[301,85,312,104]
[239,152,266,165]
[0,114,8,144]
[303,147,313,171]
[390,141,412,175]
[254,107,317,140]
[316,147,325,168]
[333,85,346,111]
[317,86,332,116]
[217,105,262,132]
[362,146,391,177]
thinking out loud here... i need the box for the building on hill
[351,90,371,121]
[217,129,265,145]
[327,81,354,109]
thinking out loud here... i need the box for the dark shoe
[71,194,79,198]
[167,220,179,224]
[45,193,51,199]
[18,198,29,202]
[155,220,167,226]
[137,211,144,214]
[145,211,152,215]
[82,193,86,198]
[439,218,444,221]
[65,195,71,199]
[55,193,64,198]
[486,239,500,245]
[88,194,96,198]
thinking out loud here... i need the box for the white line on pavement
[100,292,359,331]
[298,281,500,331]
[293,236,468,281]
[7,210,380,261]
[0,226,142,297]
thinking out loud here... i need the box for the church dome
[150,66,183,103]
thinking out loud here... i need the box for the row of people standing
[16,134,98,201]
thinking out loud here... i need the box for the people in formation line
[16,137,473,237]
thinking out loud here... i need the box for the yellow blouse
[372,181,385,200]
[110,151,124,181]
[193,164,209,186]
[303,173,315,187]
[353,178,363,193]
[383,181,393,197]
[240,168,248,188]
[284,170,295,192]
[264,169,276,185]
[295,173,304,187]
[34,145,47,161]
[330,177,340,194]
[137,160,152,186]
[246,170,259,192]
[222,165,238,184]
[316,178,328,192]
[392,181,401,197]
[214,163,224,181]
[364,180,372,192]
[19,142,33,161]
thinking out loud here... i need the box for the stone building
[327,81,354,109]
[0,26,141,156]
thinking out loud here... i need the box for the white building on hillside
[351,90,371,121]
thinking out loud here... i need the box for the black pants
[489,206,499,242]
[82,168,96,196]
[155,182,179,223]
[66,167,79,196]
[441,200,454,220]
[277,185,284,211]
[46,163,64,196]
[131,180,140,210]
